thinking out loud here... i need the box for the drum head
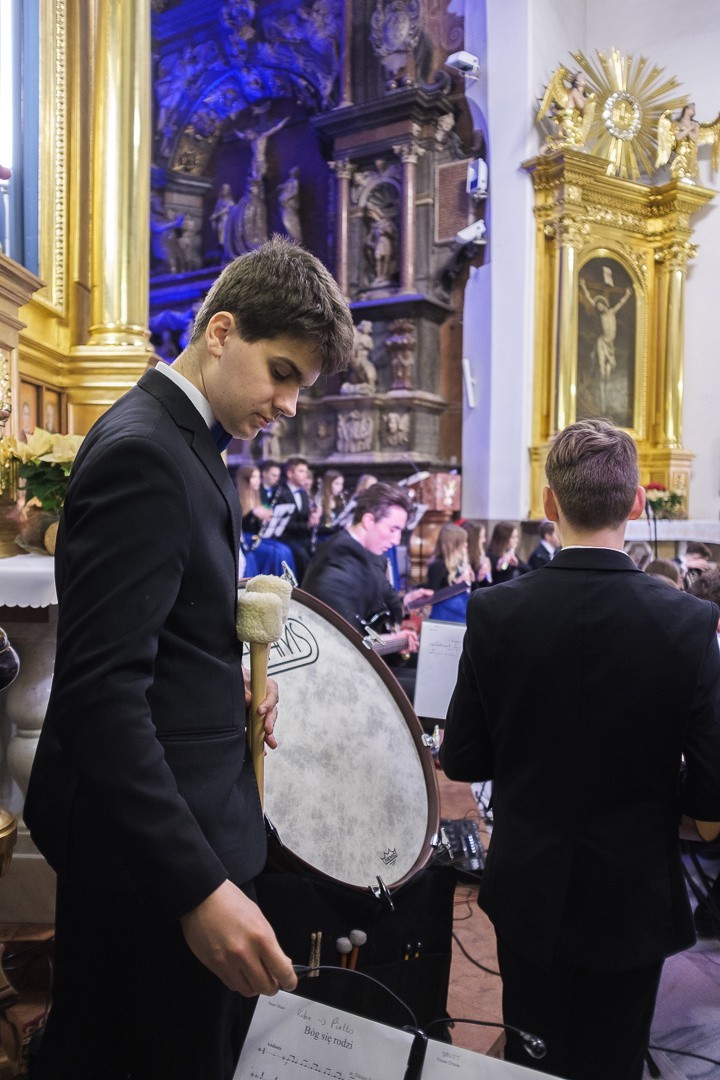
[254,588,439,892]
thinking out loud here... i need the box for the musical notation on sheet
[233,991,413,1080]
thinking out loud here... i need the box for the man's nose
[275,388,299,418]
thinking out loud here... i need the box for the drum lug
[370,876,395,912]
[421,734,435,749]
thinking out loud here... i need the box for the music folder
[234,990,559,1079]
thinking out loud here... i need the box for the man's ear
[542,486,560,521]
[628,485,646,521]
[205,311,235,356]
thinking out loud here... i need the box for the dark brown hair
[191,236,354,375]
[352,482,411,525]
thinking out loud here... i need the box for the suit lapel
[138,369,242,575]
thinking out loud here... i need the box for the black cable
[424,1015,546,1060]
[292,964,418,1029]
[649,1044,720,1067]
[452,930,500,977]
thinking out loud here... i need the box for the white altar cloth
[0,554,57,608]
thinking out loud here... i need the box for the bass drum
[261,588,439,893]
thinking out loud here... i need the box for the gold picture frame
[575,251,646,439]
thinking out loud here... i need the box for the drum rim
[260,585,440,894]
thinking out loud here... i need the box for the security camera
[455,220,486,245]
[466,158,488,195]
[445,51,481,79]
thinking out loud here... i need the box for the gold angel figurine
[656,103,720,182]
[537,68,595,153]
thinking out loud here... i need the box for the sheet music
[262,503,296,539]
[422,1040,559,1078]
[413,620,466,720]
[233,991,414,1080]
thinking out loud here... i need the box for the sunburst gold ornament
[570,48,687,179]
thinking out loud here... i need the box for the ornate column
[340,0,353,107]
[87,0,152,348]
[654,239,695,450]
[553,214,589,432]
[329,158,356,298]
[393,141,424,294]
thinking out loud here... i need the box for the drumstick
[314,930,322,976]
[348,929,367,971]
[309,932,317,974]
[336,936,352,968]
[236,579,290,807]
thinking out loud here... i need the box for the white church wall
[461,0,720,520]
[581,0,720,519]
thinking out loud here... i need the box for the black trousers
[30,875,256,1080]
[496,936,663,1080]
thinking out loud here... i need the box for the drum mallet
[348,929,367,971]
[336,936,352,968]
[236,576,292,807]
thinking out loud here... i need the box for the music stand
[261,503,296,540]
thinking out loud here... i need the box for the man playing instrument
[302,481,432,660]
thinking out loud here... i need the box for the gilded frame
[573,248,647,439]
[37,0,68,314]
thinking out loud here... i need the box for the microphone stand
[646,499,658,560]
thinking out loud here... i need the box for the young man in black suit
[259,458,282,506]
[24,238,354,1080]
[527,518,561,569]
[274,456,319,583]
[440,419,720,1080]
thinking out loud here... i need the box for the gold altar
[523,148,714,518]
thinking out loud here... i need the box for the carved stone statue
[537,68,595,152]
[220,0,256,59]
[340,321,378,395]
[209,183,235,247]
[278,167,302,242]
[233,114,288,181]
[336,410,373,454]
[656,103,720,182]
[386,319,416,390]
[178,217,203,272]
[382,411,410,448]
[150,192,184,274]
[223,178,268,259]
[365,209,398,285]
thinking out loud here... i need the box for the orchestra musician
[426,522,475,623]
[275,456,319,584]
[234,464,295,578]
[302,482,432,700]
[316,469,346,543]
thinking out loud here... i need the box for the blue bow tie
[210,421,233,452]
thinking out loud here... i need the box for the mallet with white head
[236,575,292,806]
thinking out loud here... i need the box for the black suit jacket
[302,528,403,629]
[25,369,266,919]
[275,481,312,544]
[440,547,720,970]
[528,542,553,570]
